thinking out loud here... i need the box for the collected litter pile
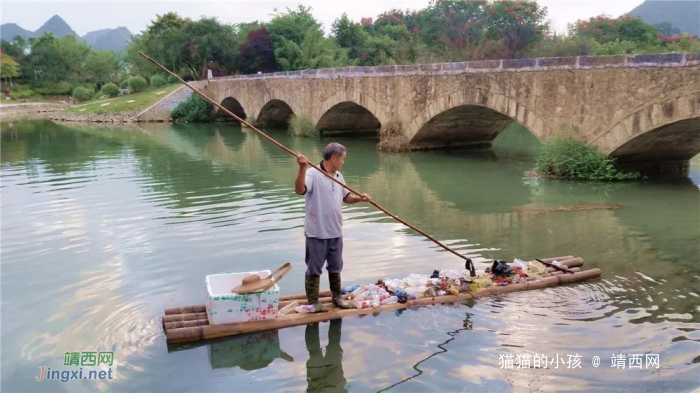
[162,255,600,343]
[292,258,555,313]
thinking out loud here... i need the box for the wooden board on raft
[163,256,601,344]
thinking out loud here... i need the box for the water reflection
[306,319,347,393]
[1,119,699,392]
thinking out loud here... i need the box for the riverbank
[0,102,68,117]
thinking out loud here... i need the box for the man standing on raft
[295,143,372,313]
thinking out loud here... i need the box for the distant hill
[629,0,700,36]
[82,27,132,52]
[0,15,132,52]
[0,23,34,41]
[35,15,77,37]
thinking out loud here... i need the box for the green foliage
[1,36,26,58]
[12,86,34,99]
[267,6,321,46]
[34,82,72,95]
[535,137,640,181]
[72,86,94,102]
[100,83,119,97]
[120,79,130,89]
[171,94,213,122]
[127,76,148,92]
[22,33,91,83]
[1,53,20,81]
[332,14,369,59]
[525,35,592,57]
[125,13,239,79]
[275,28,349,71]
[288,113,318,137]
[84,50,120,84]
[571,15,658,46]
[150,74,167,87]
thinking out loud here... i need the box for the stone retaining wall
[48,111,140,123]
[137,81,208,121]
[212,53,700,81]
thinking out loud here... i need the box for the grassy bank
[64,84,181,114]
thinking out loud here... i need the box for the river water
[1,119,698,392]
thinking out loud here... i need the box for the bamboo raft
[163,256,600,343]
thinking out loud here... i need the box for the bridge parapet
[211,53,700,81]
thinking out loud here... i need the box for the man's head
[323,142,346,172]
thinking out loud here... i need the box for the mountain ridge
[628,0,700,36]
[0,15,132,52]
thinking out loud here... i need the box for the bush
[120,79,130,89]
[288,114,318,137]
[12,87,34,99]
[535,137,640,181]
[150,74,167,87]
[34,82,72,95]
[171,94,213,123]
[100,83,119,97]
[127,76,148,92]
[167,75,177,84]
[72,87,94,102]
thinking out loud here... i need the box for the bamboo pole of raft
[164,268,602,343]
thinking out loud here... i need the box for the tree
[616,16,658,44]
[485,1,549,58]
[416,0,492,61]
[267,5,321,46]
[275,28,349,70]
[332,14,369,59]
[84,50,120,84]
[23,33,90,83]
[1,36,26,58]
[238,27,277,74]
[0,53,20,86]
[125,13,191,77]
[654,22,681,36]
[177,17,239,78]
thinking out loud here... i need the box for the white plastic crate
[205,270,280,325]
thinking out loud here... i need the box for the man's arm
[343,193,371,204]
[295,154,309,195]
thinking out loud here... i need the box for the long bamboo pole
[138,51,475,275]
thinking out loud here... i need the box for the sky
[1,0,646,37]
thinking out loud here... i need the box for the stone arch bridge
[185,53,700,171]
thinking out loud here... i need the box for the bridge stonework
[202,53,700,170]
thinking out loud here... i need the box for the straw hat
[231,262,292,293]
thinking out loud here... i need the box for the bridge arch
[597,92,700,169]
[315,93,390,137]
[405,88,549,150]
[317,101,381,136]
[217,97,247,122]
[257,99,294,129]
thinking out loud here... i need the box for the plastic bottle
[372,295,380,308]
[381,296,398,305]
[295,304,316,313]
[279,300,299,316]
[354,299,372,309]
